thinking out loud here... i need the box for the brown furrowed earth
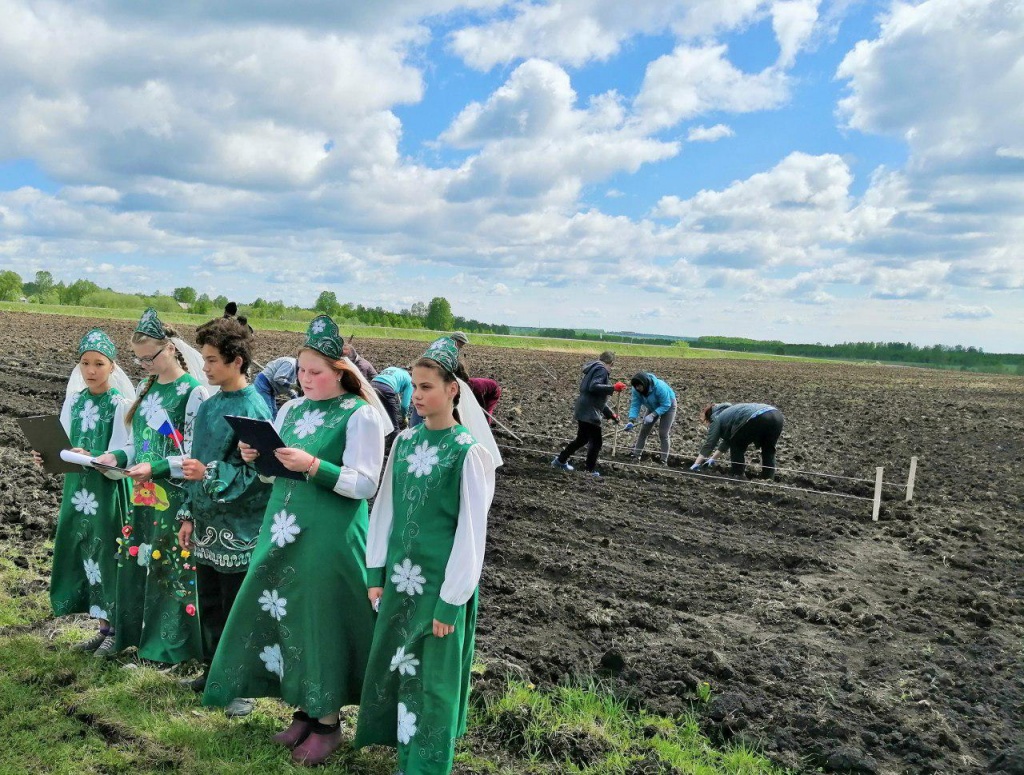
[1,310,1022,775]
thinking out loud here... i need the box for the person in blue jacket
[691,402,784,479]
[370,365,413,436]
[624,372,677,464]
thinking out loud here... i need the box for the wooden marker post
[872,466,884,521]
[611,390,624,457]
[905,456,918,502]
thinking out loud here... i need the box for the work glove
[689,462,701,472]
[624,421,635,431]
[643,413,656,425]
[703,458,716,469]
[613,381,626,392]
[609,413,619,424]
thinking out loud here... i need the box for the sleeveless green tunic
[356,424,481,775]
[50,389,132,622]
[113,375,206,663]
[203,394,377,717]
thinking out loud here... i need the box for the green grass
[0,301,821,363]
[0,542,788,774]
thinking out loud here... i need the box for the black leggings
[557,421,603,472]
[729,410,784,478]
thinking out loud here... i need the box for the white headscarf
[341,356,394,436]
[171,336,218,395]
[456,377,502,468]
[66,364,137,403]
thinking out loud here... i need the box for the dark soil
[2,310,1022,775]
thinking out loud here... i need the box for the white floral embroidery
[292,408,326,439]
[78,399,100,432]
[137,543,152,567]
[175,381,190,396]
[71,488,99,516]
[427,339,447,352]
[311,318,326,334]
[270,510,301,548]
[87,331,104,343]
[389,646,420,676]
[398,428,416,441]
[339,397,357,410]
[455,432,474,446]
[391,558,426,596]
[406,441,439,478]
[83,559,102,585]
[139,393,164,424]
[260,644,284,679]
[88,605,108,619]
[258,589,288,621]
[397,702,418,745]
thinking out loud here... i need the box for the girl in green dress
[204,315,391,767]
[356,337,498,775]
[35,329,135,655]
[106,308,210,664]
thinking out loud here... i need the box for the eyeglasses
[133,346,167,366]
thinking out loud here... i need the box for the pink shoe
[291,720,342,766]
[272,711,312,749]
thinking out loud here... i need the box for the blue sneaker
[550,457,574,472]
[588,471,601,478]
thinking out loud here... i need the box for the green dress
[356,424,495,775]
[203,394,386,717]
[111,375,208,663]
[177,384,273,573]
[50,388,133,622]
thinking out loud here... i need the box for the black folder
[224,415,304,481]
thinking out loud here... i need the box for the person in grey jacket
[551,351,625,476]
[691,402,784,479]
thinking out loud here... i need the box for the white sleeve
[166,385,209,479]
[59,392,75,438]
[366,448,398,571]
[332,404,385,500]
[101,397,133,478]
[439,443,495,608]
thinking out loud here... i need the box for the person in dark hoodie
[551,351,625,477]
[691,402,784,478]
[342,342,379,382]
[624,372,677,464]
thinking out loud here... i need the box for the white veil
[342,357,395,436]
[171,336,219,395]
[456,377,502,468]
[66,364,138,403]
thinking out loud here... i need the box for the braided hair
[124,323,187,425]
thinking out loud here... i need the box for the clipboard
[224,415,304,481]
[16,415,81,475]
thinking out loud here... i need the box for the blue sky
[0,0,1021,351]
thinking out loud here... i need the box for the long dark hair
[413,357,462,423]
[125,324,188,425]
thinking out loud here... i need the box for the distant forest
[693,337,1023,375]
[1,269,1018,374]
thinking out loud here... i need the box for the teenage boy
[176,314,273,717]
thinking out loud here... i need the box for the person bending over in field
[691,402,784,479]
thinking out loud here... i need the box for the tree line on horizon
[0,269,1017,374]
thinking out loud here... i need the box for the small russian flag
[148,409,184,450]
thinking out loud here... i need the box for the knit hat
[421,337,460,375]
[78,328,117,360]
[135,307,166,340]
[304,315,344,360]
